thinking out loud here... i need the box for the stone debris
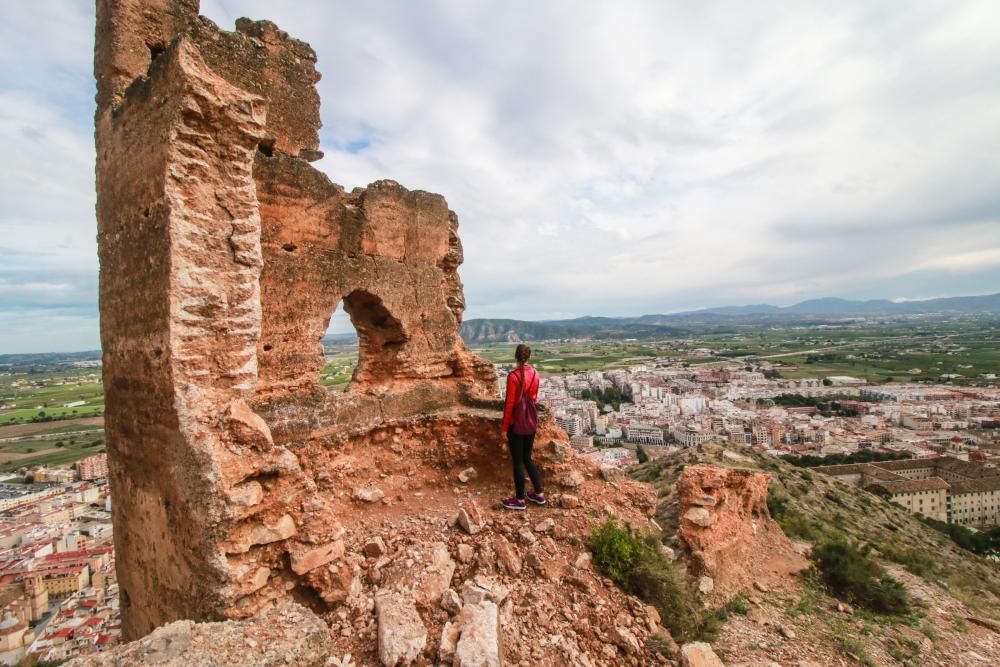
[64,599,335,666]
[560,494,581,508]
[364,537,387,558]
[457,502,486,535]
[534,517,555,533]
[558,470,585,489]
[383,542,456,608]
[456,543,476,564]
[679,641,726,667]
[441,588,463,615]
[458,467,478,483]
[493,536,522,575]
[354,486,386,503]
[600,465,624,482]
[461,577,510,606]
[289,539,345,575]
[375,593,427,667]
[440,600,503,667]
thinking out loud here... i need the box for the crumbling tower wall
[94,0,496,639]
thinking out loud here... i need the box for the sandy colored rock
[677,465,808,601]
[376,593,427,666]
[534,517,555,533]
[560,494,581,508]
[288,539,344,575]
[457,543,475,564]
[64,599,336,666]
[354,486,386,503]
[441,588,463,615]
[457,502,486,535]
[383,542,456,608]
[454,601,503,667]
[493,536,522,575]
[680,642,726,667]
[559,470,585,489]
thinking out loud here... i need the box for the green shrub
[880,545,937,580]
[590,518,639,587]
[767,486,790,518]
[590,519,711,643]
[768,486,829,543]
[645,630,675,656]
[715,595,749,620]
[629,536,706,643]
[811,539,910,615]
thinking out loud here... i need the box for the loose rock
[375,593,427,667]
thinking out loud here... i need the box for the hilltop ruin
[94,0,497,639]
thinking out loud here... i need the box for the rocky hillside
[633,442,1000,666]
[67,433,1000,666]
[68,416,673,666]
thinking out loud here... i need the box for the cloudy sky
[2,1,999,352]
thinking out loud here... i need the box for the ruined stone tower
[94,0,496,639]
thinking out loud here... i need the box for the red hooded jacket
[502,364,539,432]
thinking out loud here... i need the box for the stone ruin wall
[94,0,497,639]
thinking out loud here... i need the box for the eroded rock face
[677,465,808,601]
[94,0,496,639]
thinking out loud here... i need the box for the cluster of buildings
[815,456,1000,527]
[0,456,118,664]
[501,362,1000,527]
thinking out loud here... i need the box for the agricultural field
[0,358,107,472]
[0,368,104,425]
[320,351,358,389]
[0,417,106,473]
[469,317,1000,385]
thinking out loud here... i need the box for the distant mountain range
[459,292,1000,343]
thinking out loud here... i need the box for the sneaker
[501,496,526,511]
[526,491,546,505]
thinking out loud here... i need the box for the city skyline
[3,0,1000,352]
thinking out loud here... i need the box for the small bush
[645,630,675,656]
[838,637,876,667]
[811,539,910,615]
[591,518,639,587]
[824,490,845,506]
[880,545,937,580]
[767,486,790,518]
[629,536,707,643]
[590,519,711,643]
[715,595,750,621]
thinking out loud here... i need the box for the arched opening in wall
[319,290,407,391]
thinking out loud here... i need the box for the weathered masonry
[94,0,496,639]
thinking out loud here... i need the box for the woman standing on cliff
[501,344,545,511]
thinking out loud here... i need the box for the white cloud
[2,0,1000,351]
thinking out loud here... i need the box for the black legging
[508,427,543,499]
